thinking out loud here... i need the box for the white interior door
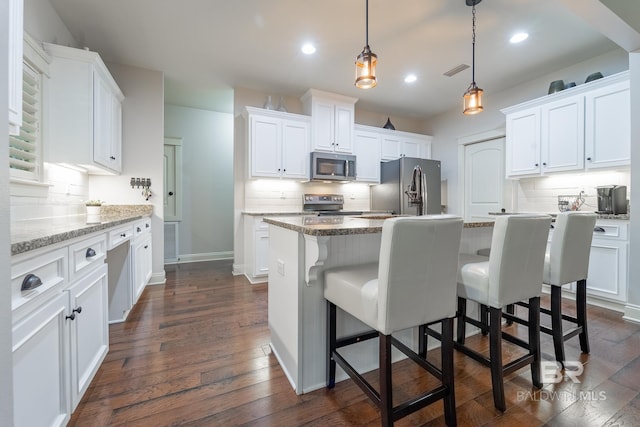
[164,138,182,221]
[464,138,505,221]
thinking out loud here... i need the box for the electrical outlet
[280,191,285,199]
[277,260,285,275]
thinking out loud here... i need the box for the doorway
[164,137,182,263]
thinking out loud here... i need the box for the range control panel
[303,194,344,211]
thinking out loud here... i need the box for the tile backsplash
[515,169,630,214]
[10,163,89,222]
[244,179,372,212]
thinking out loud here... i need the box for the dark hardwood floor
[70,260,640,426]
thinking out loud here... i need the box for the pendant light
[463,0,484,115]
[355,0,377,89]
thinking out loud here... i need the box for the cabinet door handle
[137,227,142,232]
[168,191,174,196]
[66,313,76,320]
[594,227,605,233]
[73,307,82,315]
[86,248,96,258]
[144,245,149,249]
[110,156,116,160]
[145,223,150,228]
[21,273,43,291]
[535,163,539,167]
[587,157,592,161]
[120,233,127,238]
[542,162,547,166]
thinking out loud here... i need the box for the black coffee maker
[596,185,627,214]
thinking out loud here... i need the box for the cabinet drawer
[69,233,107,282]
[108,224,133,249]
[11,247,68,318]
[134,217,152,238]
[254,217,268,231]
[593,222,628,240]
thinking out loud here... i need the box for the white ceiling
[48,0,624,118]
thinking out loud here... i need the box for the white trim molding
[623,304,640,324]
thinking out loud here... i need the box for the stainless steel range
[302,194,363,216]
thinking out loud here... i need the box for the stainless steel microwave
[310,152,356,181]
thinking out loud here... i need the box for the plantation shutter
[9,61,41,181]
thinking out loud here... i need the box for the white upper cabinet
[502,71,629,178]
[379,129,432,161]
[8,0,24,135]
[353,126,382,183]
[44,43,124,174]
[540,94,584,173]
[301,89,357,154]
[245,107,310,179]
[584,79,630,169]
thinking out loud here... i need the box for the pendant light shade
[463,0,483,115]
[355,0,377,89]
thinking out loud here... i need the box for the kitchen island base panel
[268,223,448,394]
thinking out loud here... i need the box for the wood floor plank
[69,260,640,426]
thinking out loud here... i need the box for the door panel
[465,138,505,221]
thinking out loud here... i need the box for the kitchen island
[262,215,494,394]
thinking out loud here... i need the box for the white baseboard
[623,304,640,324]
[164,251,234,265]
[149,271,166,285]
[232,263,244,276]
[244,273,268,284]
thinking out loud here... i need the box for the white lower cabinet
[132,218,153,303]
[243,215,270,283]
[13,291,72,427]
[67,264,109,409]
[586,222,628,302]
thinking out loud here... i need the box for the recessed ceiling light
[404,74,417,83]
[301,43,316,55]
[510,32,529,44]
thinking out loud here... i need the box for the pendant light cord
[365,0,369,48]
[471,3,476,85]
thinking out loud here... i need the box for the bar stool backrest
[547,212,597,286]
[488,214,552,308]
[377,215,463,335]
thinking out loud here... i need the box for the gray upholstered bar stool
[455,214,552,412]
[512,211,597,365]
[324,215,463,427]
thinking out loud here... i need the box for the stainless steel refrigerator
[371,157,441,215]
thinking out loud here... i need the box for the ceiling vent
[443,64,470,77]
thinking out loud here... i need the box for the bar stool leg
[480,304,490,335]
[457,297,467,344]
[442,318,457,427]
[550,285,566,365]
[327,302,337,388]
[489,307,506,412]
[505,304,515,325]
[380,333,393,427]
[529,296,542,388]
[419,324,427,358]
[576,279,590,354]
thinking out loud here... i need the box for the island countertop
[262,215,494,237]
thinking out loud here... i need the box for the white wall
[424,48,629,216]
[0,2,14,422]
[165,104,234,262]
[626,51,640,315]
[90,63,166,284]
[23,0,76,48]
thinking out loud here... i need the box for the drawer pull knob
[144,245,149,249]
[21,273,43,291]
[145,223,150,228]
[137,227,142,232]
[86,248,96,258]
[73,306,82,315]
[594,227,605,233]
[66,313,76,321]
[120,233,126,238]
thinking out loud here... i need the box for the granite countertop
[488,211,630,220]
[11,205,153,256]
[263,215,494,237]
